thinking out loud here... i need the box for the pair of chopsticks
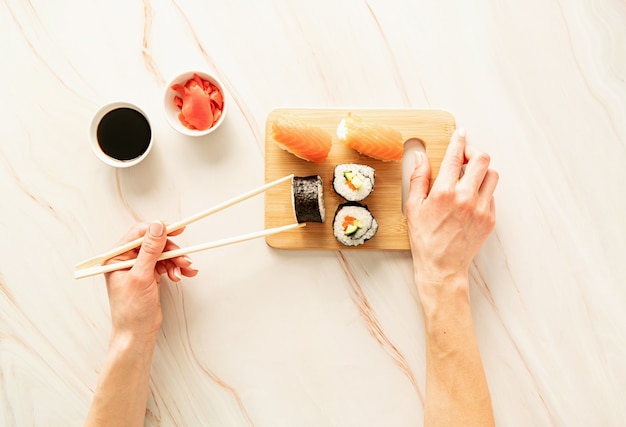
[74,174,302,280]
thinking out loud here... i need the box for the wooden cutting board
[264,108,455,250]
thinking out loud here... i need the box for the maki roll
[332,164,375,202]
[292,175,325,223]
[333,202,378,246]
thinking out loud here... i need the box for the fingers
[166,226,185,237]
[133,221,168,278]
[180,266,199,278]
[462,145,498,217]
[479,169,499,199]
[113,221,199,282]
[155,258,199,281]
[156,263,167,277]
[118,223,184,244]
[160,240,198,281]
[163,260,183,282]
[408,151,432,202]
[461,144,491,193]
[435,128,467,188]
[159,259,198,282]
[478,170,498,229]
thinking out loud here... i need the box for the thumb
[408,151,431,202]
[133,220,167,277]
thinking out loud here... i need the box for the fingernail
[173,266,182,281]
[183,256,193,264]
[149,220,164,237]
[458,127,466,138]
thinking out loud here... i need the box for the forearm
[417,274,495,427]
[85,332,156,427]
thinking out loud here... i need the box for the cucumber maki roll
[332,202,378,246]
[292,175,325,223]
[332,164,375,202]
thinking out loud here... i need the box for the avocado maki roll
[332,163,375,202]
[292,175,325,223]
[332,202,378,246]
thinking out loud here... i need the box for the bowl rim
[163,70,227,137]
[89,101,153,167]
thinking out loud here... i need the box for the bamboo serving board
[264,108,455,250]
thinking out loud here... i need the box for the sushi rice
[332,163,375,202]
[333,202,378,246]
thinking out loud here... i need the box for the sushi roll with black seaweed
[292,175,325,223]
[332,164,375,202]
[333,202,378,246]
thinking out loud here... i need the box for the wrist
[414,265,469,287]
[109,313,162,347]
[109,328,158,357]
[414,271,471,321]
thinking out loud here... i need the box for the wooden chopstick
[74,223,305,280]
[74,174,294,270]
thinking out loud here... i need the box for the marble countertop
[1,1,625,426]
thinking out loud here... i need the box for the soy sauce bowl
[89,102,153,168]
[163,71,227,137]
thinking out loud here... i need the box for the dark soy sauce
[96,107,151,161]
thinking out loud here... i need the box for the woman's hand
[405,128,498,294]
[86,221,199,427]
[104,221,198,341]
[405,129,498,427]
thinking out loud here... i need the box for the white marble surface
[1,0,625,426]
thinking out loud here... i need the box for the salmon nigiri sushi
[272,114,333,163]
[337,113,404,161]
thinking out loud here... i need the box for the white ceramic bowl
[89,101,153,167]
[163,71,227,137]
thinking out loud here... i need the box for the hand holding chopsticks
[74,174,299,280]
